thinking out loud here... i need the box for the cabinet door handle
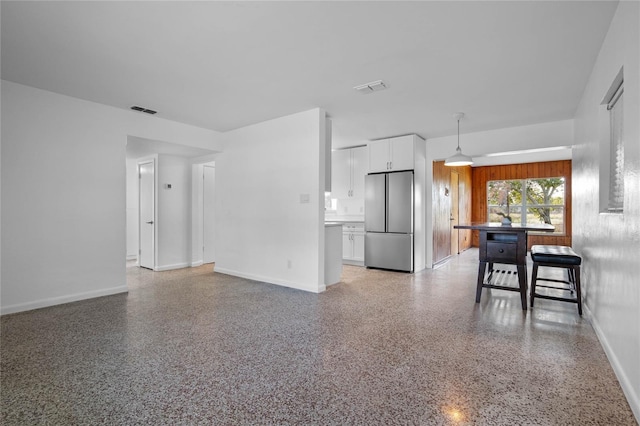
[499,249,504,253]
[390,161,392,169]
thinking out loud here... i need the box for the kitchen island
[324,223,343,285]
[324,216,365,266]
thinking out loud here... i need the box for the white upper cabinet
[325,117,332,192]
[331,149,351,199]
[368,135,416,173]
[390,135,415,171]
[350,146,367,198]
[368,140,391,173]
[331,146,367,199]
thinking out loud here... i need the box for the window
[608,82,624,211]
[487,178,566,234]
[599,68,624,213]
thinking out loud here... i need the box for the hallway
[1,250,635,424]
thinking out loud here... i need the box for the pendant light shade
[445,112,473,167]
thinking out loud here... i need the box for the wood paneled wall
[471,160,572,249]
[432,161,472,264]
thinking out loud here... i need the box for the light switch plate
[300,193,310,204]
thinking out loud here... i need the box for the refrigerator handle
[385,174,389,231]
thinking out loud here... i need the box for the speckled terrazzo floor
[1,249,636,425]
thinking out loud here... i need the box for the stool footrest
[483,283,522,292]
[534,277,573,286]
[532,293,579,304]
[535,283,574,292]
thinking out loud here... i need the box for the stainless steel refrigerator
[364,170,414,272]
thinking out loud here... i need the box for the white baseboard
[1,285,129,315]
[191,260,204,267]
[585,304,640,423]
[154,262,190,272]
[214,267,325,293]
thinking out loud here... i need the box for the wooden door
[450,171,460,255]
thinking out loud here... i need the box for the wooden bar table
[454,222,555,310]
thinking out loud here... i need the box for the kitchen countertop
[324,216,365,223]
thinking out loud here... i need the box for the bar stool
[530,245,582,315]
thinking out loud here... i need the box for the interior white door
[203,165,216,264]
[138,161,155,270]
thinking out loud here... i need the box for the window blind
[608,90,624,211]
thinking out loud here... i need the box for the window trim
[599,67,624,214]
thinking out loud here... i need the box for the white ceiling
[1,1,617,152]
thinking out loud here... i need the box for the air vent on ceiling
[130,105,157,115]
[354,80,387,94]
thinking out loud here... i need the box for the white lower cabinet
[342,223,365,265]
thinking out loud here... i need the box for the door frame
[138,158,157,270]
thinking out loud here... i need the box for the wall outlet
[299,194,310,204]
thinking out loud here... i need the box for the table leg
[476,261,487,303]
[517,264,528,310]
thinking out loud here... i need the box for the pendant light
[445,112,473,167]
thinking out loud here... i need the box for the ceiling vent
[354,80,387,94]
[130,105,157,115]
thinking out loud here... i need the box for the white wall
[0,81,221,314]
[214,109,326,292]
[428,119,574,162]
[424,119,574,267]
[572,1,640,420]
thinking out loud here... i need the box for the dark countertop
[454,222,555,232]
